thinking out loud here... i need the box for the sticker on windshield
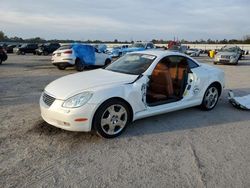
[141,55,155,60]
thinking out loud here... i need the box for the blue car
[52,44,112,71]
[121,42,155,55]
[107,45,129,57]
[108,42,155,58]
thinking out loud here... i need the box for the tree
[0,31,5,41]
[243,35,250,44]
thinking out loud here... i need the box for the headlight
[230,55,237,59]
[62,92,93,108]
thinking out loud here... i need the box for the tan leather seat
[148,63,174,100]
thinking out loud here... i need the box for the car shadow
[122,88,250,138]
[28,88,250,141]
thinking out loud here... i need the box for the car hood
[216,51,237,56]
[45,69,138,100]
[186,50,196,53]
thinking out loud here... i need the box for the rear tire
[75,58,85,71]
[57,65,66,70]
[0,59,2,65]
[105,59,111,66]
[213,62,217,65]
[200,85,219,111]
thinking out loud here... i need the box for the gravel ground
[0,54,250,188]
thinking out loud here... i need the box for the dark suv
[14,43,38,55]
[0,46,8,64]
[35,43,60,55]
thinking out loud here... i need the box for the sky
[1,0,250,41]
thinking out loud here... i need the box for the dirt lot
[0,54,250,188]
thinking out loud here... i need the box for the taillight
[63,50,72,54]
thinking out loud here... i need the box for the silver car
[214,46,241,65]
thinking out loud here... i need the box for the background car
[93,44,107,53]
[6,44,21,53]
[0,46,8,64]
[106,45,129,57]
[35,43,60,55]
[214,46,241,65]
[40,50,225,138]
[168,45,188,54]
[13,43,38,55]
[114,42,155,56]
[51,44,112,71]
[185,48,201,57]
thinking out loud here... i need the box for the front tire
[0,59,2,65]
[200,85,219,111]
[75,58,85,71]
[93,99,131,138]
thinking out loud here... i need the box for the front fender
[88,81,147,119]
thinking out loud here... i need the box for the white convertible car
[40,50,225,138]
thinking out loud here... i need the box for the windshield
[221,47,237,52]
[58,45,72,50]
[105,53,156,75]
[131,43,145,48]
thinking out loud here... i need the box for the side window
[167,56,186,66]
[94,48,99,53]
[147,43,154,49]
[187,58,199,69]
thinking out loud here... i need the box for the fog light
[63,122,70,126]
[57,120,70,126]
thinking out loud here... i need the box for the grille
[43,93,55,107]
[221,55,230,59]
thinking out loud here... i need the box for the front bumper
[40,94,97,132]
[214,57,238,64]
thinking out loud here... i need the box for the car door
[136,55,201,119]
[95,48,108,66]
[28,44,36,53]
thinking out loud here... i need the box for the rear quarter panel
[193,64,225,100]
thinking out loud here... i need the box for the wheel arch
[91,97,134,131]
[75,57,80,63]
[208,81,223,96]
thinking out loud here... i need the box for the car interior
[146,56,190,106]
